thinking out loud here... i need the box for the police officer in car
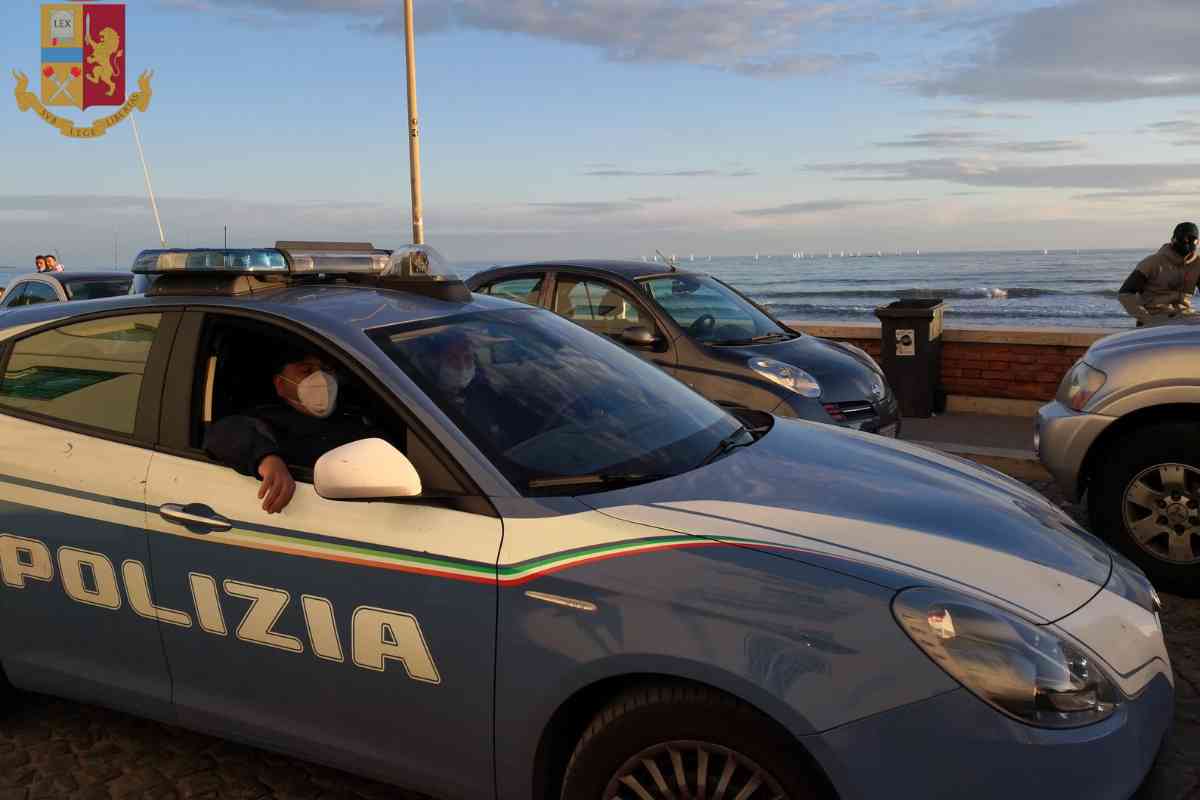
[204,348,383,514]
[1118,221,1200,326]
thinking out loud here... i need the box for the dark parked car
[467,260,900,434]
[0,272,134,309]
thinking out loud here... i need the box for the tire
[1090,421,1200,596]
[560,684,828,800]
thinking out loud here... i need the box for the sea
[2,248,1150,330]
[458,249,1149,330]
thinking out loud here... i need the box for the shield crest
[40,3,125,110]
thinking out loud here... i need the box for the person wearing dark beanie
[1118,221,1200,326]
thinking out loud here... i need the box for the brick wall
[790,322,1107,404]
[939,341,1086,401]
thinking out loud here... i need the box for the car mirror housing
[314,438,422,500]
[620,326,661,348]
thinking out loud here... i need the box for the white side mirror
[314,438,422,500]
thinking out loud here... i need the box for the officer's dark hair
[268,344,312,376]
[1173,221,1199,241]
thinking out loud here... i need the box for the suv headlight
[1059,361,1106,411]
[748,358,821,398]
[893,588,1121,728]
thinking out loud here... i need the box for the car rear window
[66,278,133,301]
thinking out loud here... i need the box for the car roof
[0,280,522,342]
[475,260,687,282]
[58,272,134,283]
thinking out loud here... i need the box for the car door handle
[158,503,233,533]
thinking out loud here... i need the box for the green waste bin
[874,299,945,418]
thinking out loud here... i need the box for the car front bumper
[810,674,1172,800]
[1036,400,1116,499]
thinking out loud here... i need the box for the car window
[642,274,790,343]
[553,277,649,338]
[370,308,738,494]
[67,278,134,301]
[0,313,162,434]
[2,284,28,307]
[22,282,60,306]
[480,276,543,306]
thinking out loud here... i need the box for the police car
[0,243,1173,800]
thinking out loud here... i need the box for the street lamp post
[403,0,424,245]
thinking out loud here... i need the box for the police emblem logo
[12,3,153,139]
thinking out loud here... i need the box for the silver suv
[1037,323,1200,595]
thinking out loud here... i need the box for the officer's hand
[257,455,296,514]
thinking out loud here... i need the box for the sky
[2,0,1199,267]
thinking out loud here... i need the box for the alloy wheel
[1122,462,1200,565]
[604,740,789,800]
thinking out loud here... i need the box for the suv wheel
[560,685,827,800]
[1091,422,1200,596]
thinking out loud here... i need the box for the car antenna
[655,249,678,272]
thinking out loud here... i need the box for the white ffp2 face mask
[286,370,338,418]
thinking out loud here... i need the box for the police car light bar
[132,242,467,299]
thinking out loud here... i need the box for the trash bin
[874,298,945,418]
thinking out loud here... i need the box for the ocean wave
[752,286,1125,301]
[766,302,1128,321]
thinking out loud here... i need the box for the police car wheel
[1091,422,1200,597]
[559,684,827,800]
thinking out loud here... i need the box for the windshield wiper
[698,425,754,467]
[712,332,795,346]
[527,473,673,491]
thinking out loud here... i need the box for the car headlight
[1059,361,1106,412]
[893,588,1121,728]
[748,358,821,398]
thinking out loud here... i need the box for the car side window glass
[3,284,28,307]
[23,283,59,305]
[554,278,647,337]
[482,276,543,306]
[0,313,162,434]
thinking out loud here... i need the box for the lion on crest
[86,26,122,97]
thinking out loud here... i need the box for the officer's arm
[203,415,282,477]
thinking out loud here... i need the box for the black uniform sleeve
[203,415,282,478]
[1119,269,1149,296]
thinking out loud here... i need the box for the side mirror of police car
[314,438,422,500]
[619,326,660,348]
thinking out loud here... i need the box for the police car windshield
[640,275,794,344]
[371,308,741,494]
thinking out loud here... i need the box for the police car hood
[580,419,1112,623]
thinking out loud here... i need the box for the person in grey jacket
[1118,222,1200,326]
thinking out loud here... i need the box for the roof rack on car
[132,242,470,302]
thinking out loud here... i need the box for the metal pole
[403,0,424,244]
[131,115,167,247]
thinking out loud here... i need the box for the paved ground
[0,480,1196,800]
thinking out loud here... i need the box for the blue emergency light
[133,242,469,301]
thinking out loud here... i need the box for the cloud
[875,130,1087,153]
[929,109,1034,121]
[807,158,1200,189]
[167,1,980,79]
[584,167,758,178]
[915,0,1200,101]
[528,201,643,215]
[737,198,887,218]
[629,196,676,204]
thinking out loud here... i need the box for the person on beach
[43,255,64,272]
[34,255,47,272]
[1118,222,1200,326]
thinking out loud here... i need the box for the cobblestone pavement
[0,480,1196,800]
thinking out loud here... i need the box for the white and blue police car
[0,242,1173,799]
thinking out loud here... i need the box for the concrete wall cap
[786,320,1118,348]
